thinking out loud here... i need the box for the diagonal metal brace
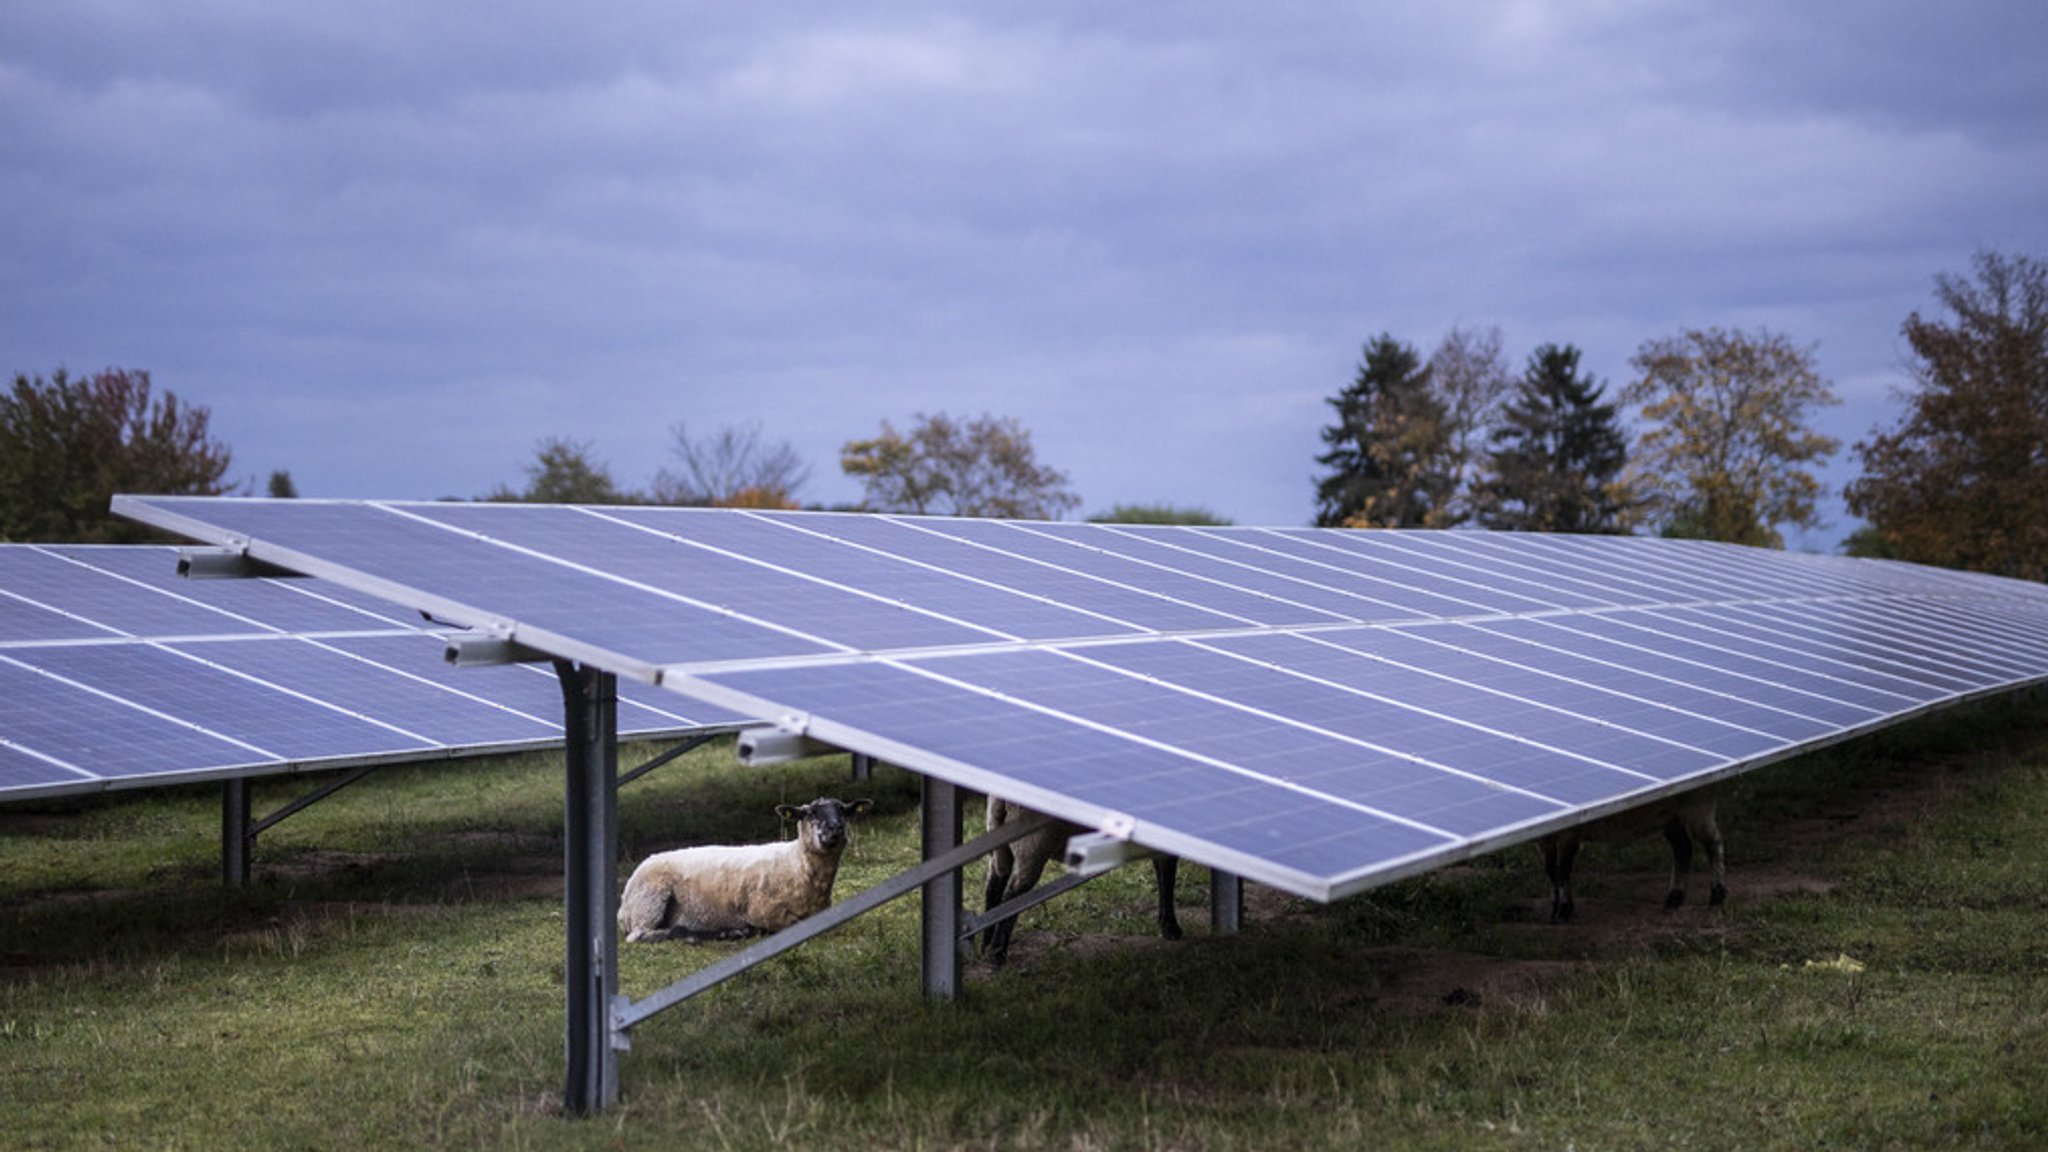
[611,810,1052,1036]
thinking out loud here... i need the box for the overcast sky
[5,2,2044,549]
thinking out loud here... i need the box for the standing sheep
[1538,792,1726,923]
[980,795,1182,967]
[618,797,872,943]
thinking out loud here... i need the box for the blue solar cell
[17,643,437,762]
[0,592,116,643]
[0,547,266,638]
[912,518,1351,628]
[169,637,562,747]
[755,513,1242,634]
[1715,601,2024,688]
[1476,616,1891,729]
[408,504,998,653]
[1564,610,1948,709]
[1133,527,1511,619]
[0,741,93,792]
[1281,530,1626,611]
[902,646,1566,836]
[46,545,406,633]
[1304,626,1786,760]
[0,658,267,783]
[112,500,836,664]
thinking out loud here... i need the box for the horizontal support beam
[958,865,1097,941]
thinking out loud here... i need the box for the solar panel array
[112,497,2048,900]
[0,543,741,801]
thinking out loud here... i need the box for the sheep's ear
[775,804,801,821]
[847,799,873,816]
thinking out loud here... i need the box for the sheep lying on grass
[1538,792,1725,923]
[618,797,872,943]
[980,796,1181,967]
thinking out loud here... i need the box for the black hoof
[1161,922,1185,941]
[1664,890,1686,910]
[1549,900,1574,924]
[1709,883,1727,907]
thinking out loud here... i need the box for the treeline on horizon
[3,251,2042,583]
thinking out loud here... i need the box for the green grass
[5,693,2048,1150]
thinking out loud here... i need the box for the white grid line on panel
[1362,624,1796,746]
[1091,524,1478,619]
[1233,528,1587,612]
[1713,600,2028,687]
[1501,615,1901,719]
[0,735,97,781]
[374,503,867,660]
[1583,608,1943,705]
[730,509,1153,638]
[1453,617,1869,729]
[0,651,284,761]
[1169,637,1666,784]
[30,544,292,637]
[1035,642,1591,806]
[998,521,1358,625]
[575,506,1027,645]
[883,515,1271,629]
[882,651,1483,842]
[1278,529,1641,611]
[1280,629,1740,760]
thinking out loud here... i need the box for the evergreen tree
[1476,344,1632,533]
[1313,335,1455,528]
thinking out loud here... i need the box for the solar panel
[0,543,745,802]
[110,497,2048,900]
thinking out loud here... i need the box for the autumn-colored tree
[1427,325,1514,522]
[0,367,233,542]
[1622,327,1839,547]
[1086,503,1232,526]
[486,437,634,504]
[1846,251,2048,580]
[841,412,1080,519]
[1313,334,1457,528]
[652,420,810,509]
[1474,344,1634,533]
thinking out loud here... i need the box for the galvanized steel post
[919,775,964,1000]
[558,661,620,1115]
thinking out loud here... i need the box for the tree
[1845,251,2048,580]
[840,412,1080,519]
[486,437,632,504]
[1427,325,1514,522]
[1622,327,1839,547]
[1086,503,1233,526]
[1313,334,1457,528]
[266,470,298,499]
[0,367,233,543]
[651,420,810,509]
[1475,343,1634,533]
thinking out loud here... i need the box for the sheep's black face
[782,797,873,854]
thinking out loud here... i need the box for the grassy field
[5,691,2047,1150]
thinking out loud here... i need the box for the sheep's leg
[1661,816,1694,909]
[1152,855,1183,940]
[978,848,1013,960]
[1540,835,1579,923]
[984,841,1056,969]
[1694,809,1727,906]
